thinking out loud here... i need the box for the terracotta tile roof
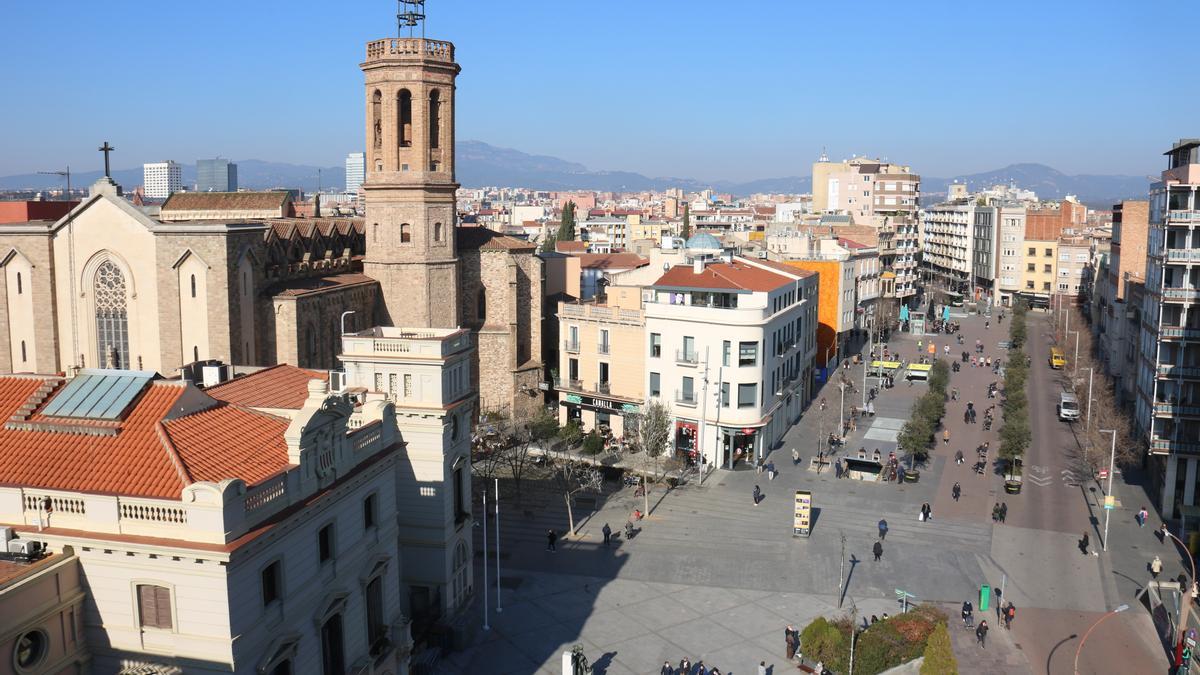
[743,257,816,279]
[161,191,289,214]
[0,375,296,499]
[265,272,377,298]
[0,379,187,499]
[575,253,648,270]
[555,240,587,253]
[206,365,328,410]
[457,227,536,252]
[162,406,290,486]
[653,259,796,292]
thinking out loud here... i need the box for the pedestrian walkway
[943,602,1027,674]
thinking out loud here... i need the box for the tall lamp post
[1163,526,1199,642]
[1099,429,1118,551]
[1074,603,1129,674]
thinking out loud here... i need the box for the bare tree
[550,458,603,536]
[629,399,672,515]
[490,416,538,503]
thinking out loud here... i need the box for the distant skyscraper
[197,158,238,192]
[143,161,182,199]
[345,152,365,194]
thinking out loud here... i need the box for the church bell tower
[361,2,460,328]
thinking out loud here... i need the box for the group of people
[661,658,725,675]
[991,502,1009,522]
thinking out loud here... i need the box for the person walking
[695,660,707,675]
[679,657,691,675]
[873,540,883,561]
[952,482,961,501]
[943,428,951,445]
[757,660,768,675]
[602,523,611,547]
[1151,555,1164,579]
[961,600,974,628]
[792,447,800,466]
[661,661,674,675]
[1003,602,1015,630]
[753,485,761,506]
[992,503,1000,522]
[1138,506,1149,527]
[976,620,989,648]
[878,518,889,540]
[999,503,1008,523]
[1079,531,1090,555]
[785,624,797,660]
[546,529,558,552]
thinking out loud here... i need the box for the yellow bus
[1049,347,1066,369]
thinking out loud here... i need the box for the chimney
[693,258,705,274]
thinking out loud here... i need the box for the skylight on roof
[40,369,155,421]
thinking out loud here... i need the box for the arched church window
[400,224,411,243]
[428,90,441,150]
[94,260,129,369]
[434,222,443,242]
[190,274,197,298]
[398,89,412,148]
[371,90,382,149]
[477,288,486,321]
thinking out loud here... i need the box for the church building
[0,25,544,421]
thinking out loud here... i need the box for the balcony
[1162,288,1200,302]
[564,340,580,353]
[597,343,611,355]
[675,389,698,406]
[1150,437,1200,455]
[1160,326,1200,340]
[1168,210,1200,223]
[1156,364,1200,379]
[1153,403,1200,417]
[556,377,584,391]
[1166,249,1200,263]
[598,382,611,395]
[676,349,699,366]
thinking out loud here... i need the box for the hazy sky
[1,0,1192,181]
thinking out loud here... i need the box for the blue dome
[685,232,722,250]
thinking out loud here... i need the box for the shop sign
[563,393,635,414]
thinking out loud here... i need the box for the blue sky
[0,0,1192,181]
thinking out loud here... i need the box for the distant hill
[0,144,1150,206]
[921,163,1152,208]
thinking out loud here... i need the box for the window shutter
[137,585,156,627]
[155,586,172,628]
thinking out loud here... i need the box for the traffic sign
[1099,469,1109,479]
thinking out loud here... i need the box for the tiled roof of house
[653,259,797,292]
[555,240,587,253]
[0,376,293,500]
[161,191,289,213]
[206,365,328,410]
[264,272,377,298]
[162,406,290,486]
[743,257,817,279]
[457,227,536,252]
[575,253,648,270]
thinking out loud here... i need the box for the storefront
[558,393,639,438]
[718,426,760,469]
[674,420,698,463]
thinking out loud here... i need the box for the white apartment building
[345,151,366,194]
[996,205,1027,307]
[143,161,183,199]
[920,201,976,296]
[643,251,818,469]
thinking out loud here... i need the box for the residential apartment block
[1095,201,1149,406]
[1137,139,1200,517]
[142,161,183,199]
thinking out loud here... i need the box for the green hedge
[800,606,949,675]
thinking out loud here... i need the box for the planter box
[1004,478,1022,494]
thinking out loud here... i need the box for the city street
[451,308,1169,674]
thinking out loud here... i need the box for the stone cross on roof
[98,141,116,178]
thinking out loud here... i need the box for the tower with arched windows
[360,33,461,329]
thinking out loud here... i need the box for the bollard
[979,584,991,612]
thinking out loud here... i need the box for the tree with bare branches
[550,458,603,536]
[628,399,672,515]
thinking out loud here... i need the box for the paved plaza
[446,308,1169,674]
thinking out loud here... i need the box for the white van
[1058,392,1080,421]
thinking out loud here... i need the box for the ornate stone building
[0,26,543,419]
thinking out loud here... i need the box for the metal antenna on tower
[398,0,426,38]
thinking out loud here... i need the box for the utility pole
[838,531,846,608]
[1100,429,1117,552]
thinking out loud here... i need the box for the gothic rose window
[94,260,130,369]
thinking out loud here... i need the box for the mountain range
[0,141,1153,208]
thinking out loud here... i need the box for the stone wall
[0,232,57,374]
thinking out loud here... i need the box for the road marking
[1026,475,1052,487]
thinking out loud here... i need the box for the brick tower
[360,28,461,328]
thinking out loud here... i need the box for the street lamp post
[1100,429,1117,552]
[1074,603,1129,674]
[1163,527,1198,641]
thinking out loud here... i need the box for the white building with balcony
[0,329,476,674]
[643,250,818,469]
